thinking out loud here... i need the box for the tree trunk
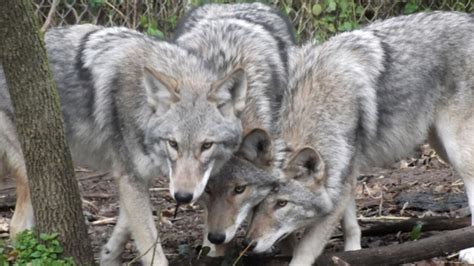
[0,1,94,265]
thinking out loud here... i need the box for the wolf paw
[100,247,122,266]
[460,247,474,264]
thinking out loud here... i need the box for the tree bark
[0,1,94,265]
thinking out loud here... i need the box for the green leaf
[283,4,291,16]
[326,23,336,33]
[341,21,353,31]
[199,246,211,258]
[404,1,419,14]
[409,222,423,240]
[326,0,337,12]
[339,0,349,12]
[140,15,148,27]
[147,27,164,38]
[312,4,323,16]
[30,251,42,258]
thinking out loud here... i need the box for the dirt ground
[0,144,470,265]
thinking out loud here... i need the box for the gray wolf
[244,11,474,265]
[1,23,262,265]
[173,2,296,253]
[198,129,279,256]
[169,2,296,205]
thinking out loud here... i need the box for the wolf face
[143,67,248,204]
[200,129,279,245]
[245,147,334,253]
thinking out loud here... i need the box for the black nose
[174,192,193,204]
[208,232,226,244]
[242,238,256,250]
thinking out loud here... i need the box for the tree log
[361,216,471,237]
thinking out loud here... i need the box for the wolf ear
[289,147,325,183]
[143,66,180,113]
[238,129,272,167]
[208,67,247,118]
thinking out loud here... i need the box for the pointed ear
[238,129,272,167]
[208,67,247,118]
[143,66,180,113]
[289,147,325,182]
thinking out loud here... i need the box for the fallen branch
[316,226,474,265]
[361,216,470,237]
[169,226,474,266]
[91,217,116,226]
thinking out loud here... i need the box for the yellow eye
[234,185,246,194]
[276,200,287,208]
[168,140,178,149]
[202,142,213,151]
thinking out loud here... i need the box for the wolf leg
[342,196,361,251]
[9,162,34,237]
[1,112,34,237]
[118,175,168,266]
[431,108,474,263]
[100,209,130,265]
[290,184,353,266]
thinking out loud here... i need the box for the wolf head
[245,147,334,253]
[199,129,279,245]
[143,66,248,204]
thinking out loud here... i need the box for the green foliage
[1,230,74,266]
[409,222,423,241]
[140,15,165,38]
[311,0,364,42]
[45,0,472,42]
[88,0,104,10]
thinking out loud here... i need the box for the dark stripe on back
[75,29,99,118]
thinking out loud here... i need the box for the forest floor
[0,144,470,265]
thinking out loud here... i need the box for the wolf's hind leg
[431,109,474,264]
[342,196,361,251]
[0,113,34,237]
[100,209,130,265]
[9,162,34,237]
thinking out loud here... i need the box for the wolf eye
[168,140,178,149]
[234,185,246,194]
[201,142,213,151]
[276,200,287,208]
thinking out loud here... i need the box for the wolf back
[174,2,296,133]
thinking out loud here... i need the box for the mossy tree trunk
[0,1,94,265]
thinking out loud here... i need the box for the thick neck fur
[275,33,385,198]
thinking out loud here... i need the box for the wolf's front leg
[118,175,168,266]
[342,196,361,251]
[289,211,343,266]
[459,174,474,263]
[290,187,352,266]
[100,209,131,265]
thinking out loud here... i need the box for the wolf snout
[207,232,226,244]
[174,191,193,204]
[242,238,256,250]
